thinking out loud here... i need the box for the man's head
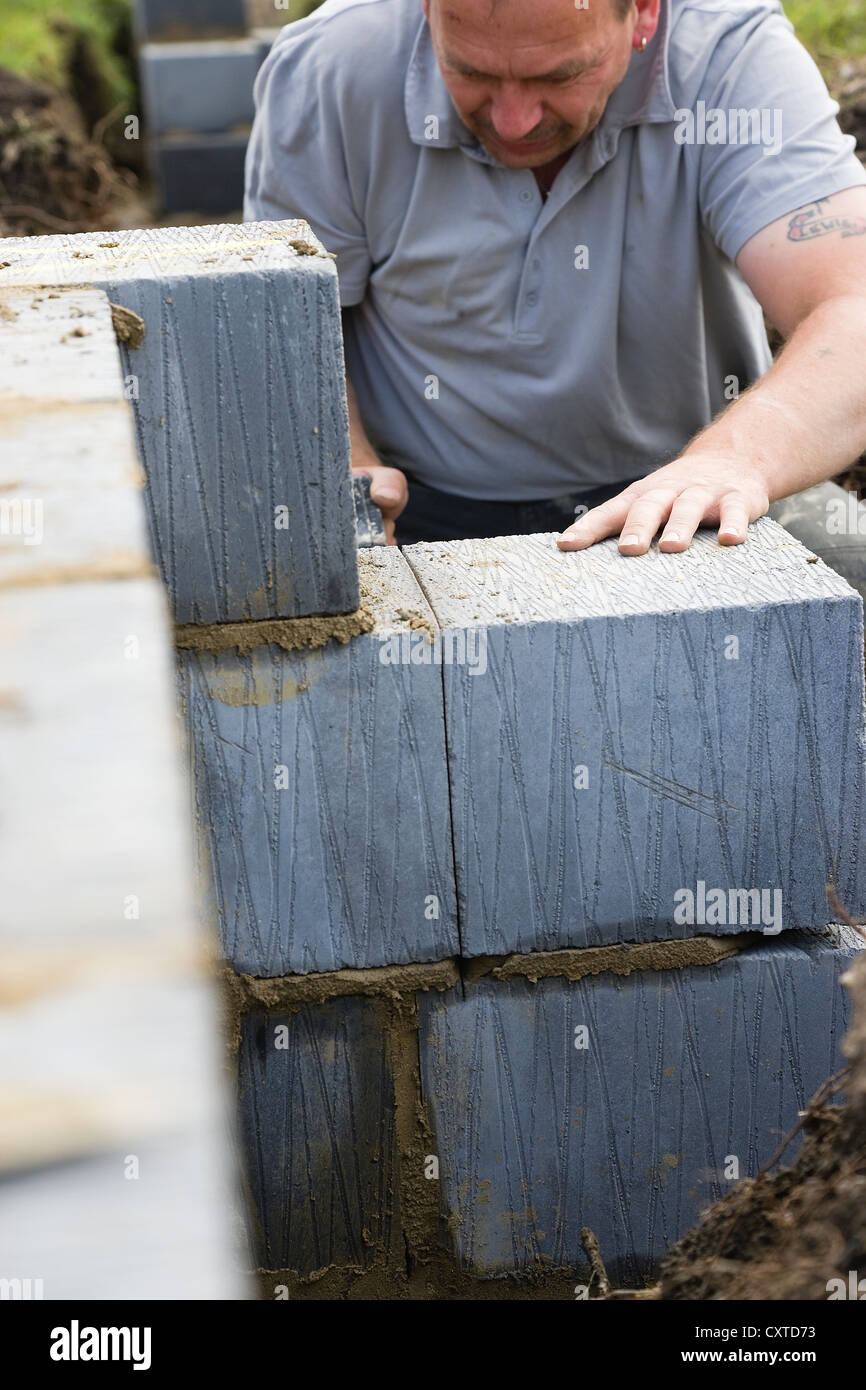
[424,0,660,168]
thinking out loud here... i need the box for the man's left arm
[559,185,866,555]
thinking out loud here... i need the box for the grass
[0,0,133,109]
[783,0,866,62]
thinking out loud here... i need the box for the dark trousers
[394,475,640,545]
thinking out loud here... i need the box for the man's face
[425,0,639,168]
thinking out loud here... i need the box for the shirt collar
[404,0,676,155]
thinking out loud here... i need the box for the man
[245,0,866,553]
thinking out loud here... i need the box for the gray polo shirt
[245,0,865,500]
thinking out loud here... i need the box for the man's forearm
[683,293,866,499]
[344,366,408,542]
[560,289,866,555]
[346,370,380,471]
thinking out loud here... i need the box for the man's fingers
[614,490,677,554]
[363,466,408,513]
[352,465,408,547]
[658,486,716,551]
[717,492,752,546]
[560,480,760,556]
[557,493,634,549]
[353,465,408,542]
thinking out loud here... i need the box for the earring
[639,35,648,50]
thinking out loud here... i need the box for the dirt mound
[657,943,866,1301]
[0,66,130,237]
[838,63,866,164]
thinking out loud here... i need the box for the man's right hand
[351,464,408,544]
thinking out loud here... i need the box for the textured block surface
[0,288,150,588]
[141,41,261,134]
[153,130,249,213]
[404,523,866,956]
[179,547,459,975]
[0,222,358,623]
[238,996,399,1273]
[418,929,861,1284]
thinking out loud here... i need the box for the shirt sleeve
[691,6,866,264]
[244,26,372,307]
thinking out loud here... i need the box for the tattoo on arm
[787,199,866,242]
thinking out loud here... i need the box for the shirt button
[526,290,538,306]
[519,188,533,203]
[532,257,541,271]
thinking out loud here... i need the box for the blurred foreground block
[0,222,358,624]
[0,288,150,590]
[404,523,866,956]
[0,286,246,1298]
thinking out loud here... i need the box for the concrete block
[353,473,386,547]
[418,928,861,1284]
[771,481,866,610]
[0,580,199,954]
[251,26,282,67]
[178,547,459,975]
[237,996,399,1273]
[152,130,249,213]
[0,288,151,590]
[140,41,262,135]
[133,0,247,43]
[0,1132,246,1299]
[404,523,866,956]
[0,974,221,1174]
[0,221,358,624]
[0,284,246,1291]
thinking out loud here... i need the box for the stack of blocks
[231,523,866,1288]
[134,0,284,213]
[4,218,863,1293]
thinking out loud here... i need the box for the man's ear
[634,0,661,44]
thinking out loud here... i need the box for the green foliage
[784,0,866,57]
[0,0,133,108]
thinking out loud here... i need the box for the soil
[837,63,866,156]
[175,604,376,656]
[0,67,132,238]
[465,931,752,983]
[643,924,866,1302]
